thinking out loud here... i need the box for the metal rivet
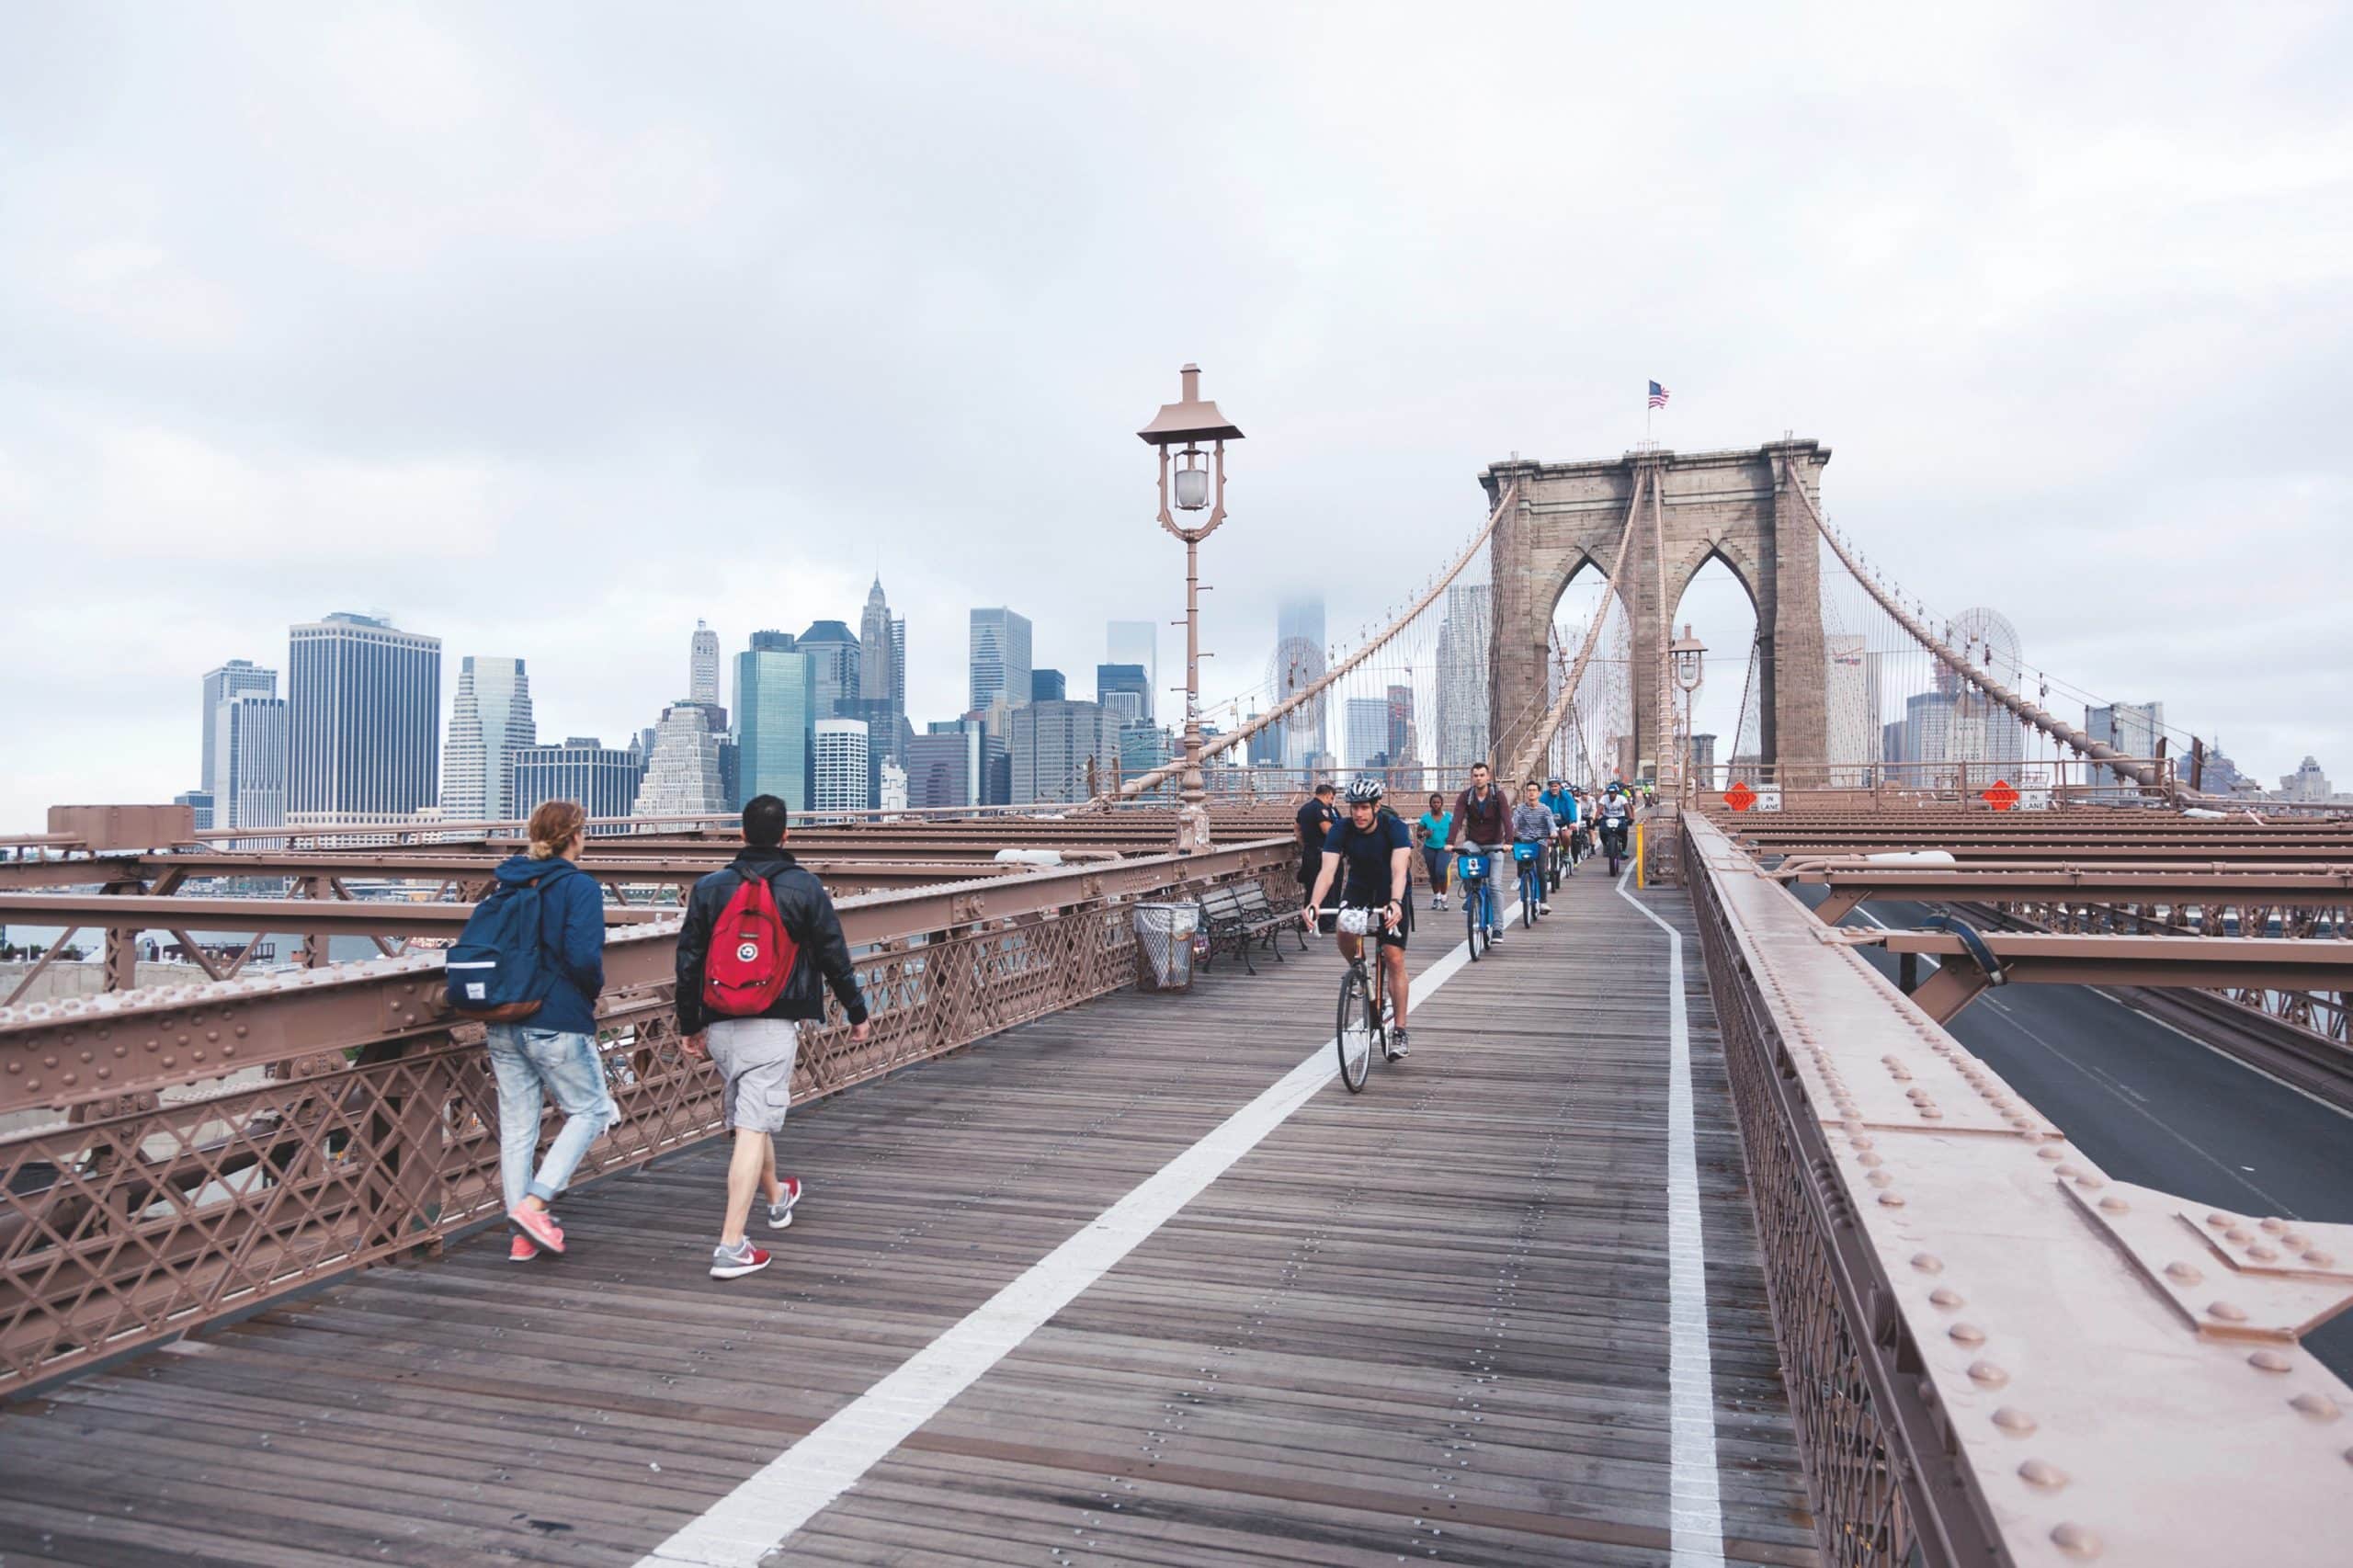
[1868,1171,1893,1187]
[1968,1360,2009,1388]
[2038,1147,2063,1162]
[2224,1227,2252,1244]
[2290,1393,2341,1422]
[2205,1211,2231,1228]
[1879,1192,1906,1208]
[2260,1218,2285,1234]
[2098,1196,2129,1214]
[1859,1153,1882,1167]
[2074,1173,2104,1189]
[2055,1164,2079,1179]
[1919,1108,1942,1119]
[2208,1301,2248,1323]
[2051,1521,2102,1559]
[2305,1250,2337,1267]
[2018,1459,2068,1490]
[2248,1350,2293,1373]
[1949,1323,1986,1346]
[1929,1288,1964,1309]
[2165,1262,2203,1285]
[1911,1253,1942,1274]
[1992,1406,2037,1435]
[2247,1244,2279,1263]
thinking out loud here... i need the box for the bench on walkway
[1198,881,1303,975]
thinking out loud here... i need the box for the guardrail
[1683,812,2353,1566]
[0,839,1293,1392]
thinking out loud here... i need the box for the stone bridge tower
[1480,439,1829,786]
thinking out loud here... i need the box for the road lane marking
[1616,869,1727,1568]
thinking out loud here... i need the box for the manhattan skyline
[1,6,2345,826]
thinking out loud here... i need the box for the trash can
[1132,902,1199,993]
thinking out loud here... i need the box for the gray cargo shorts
[704,1018,800,1133]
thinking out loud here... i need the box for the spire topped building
[689,621,721,705]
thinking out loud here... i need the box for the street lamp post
[1138,363,1244,852]
[1669,623,1707,806]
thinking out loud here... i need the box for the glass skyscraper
[212,693,289,832]
[969,608,1033,715]
[200,659,277,804]
[440,655,537,822]
[736,638,817,811]
[287,613,442,819]
[513,738,647,831]
[798,619,862,722]
[1106,620,1157,723]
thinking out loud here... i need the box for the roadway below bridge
[0,870,1813,1568]
[1787,883,2353,1381]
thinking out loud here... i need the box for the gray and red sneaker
[766,1176,803,1231]
[508,1203,565,1255]
[711,1239,771,1280]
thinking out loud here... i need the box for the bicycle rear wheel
[1336,962,1374,1092]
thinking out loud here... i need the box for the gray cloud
[3,0,2347,824]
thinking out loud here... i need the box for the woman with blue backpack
[446,798,616,1262]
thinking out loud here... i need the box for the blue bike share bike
[1456,846,1497,960]
[1513,841,1545,929]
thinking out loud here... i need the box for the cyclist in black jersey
[1302,776,1415,1057]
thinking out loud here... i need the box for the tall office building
[1344,697,1390,769]
[512,738,645,830]
[440,655,537,821]
[1097,664,1150,726]
[736,634,817,810]
[1434,583,1491,770]
[970,608,1033,715]
[212,693,289,832]
[287,613,441,818]
[1010,700,1117,804]
[632,702,729,819]
[174,790,215,832]
[859,579,898,720]
[2086,701,2165,760]
[891,618,906,716]
[1106,620,1157,723]
[200,659,277,803]
[813,719,871,814]
[1031,668,1066,703]
[907,722,1009,809]
[1273,595,1327,767]
[798,619,861,722]
[1385,685,1415,765]
[689,621,721,705]
[2281,756,2332,801]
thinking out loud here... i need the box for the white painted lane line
[636,910,1504,1568]
[1617,869,1726,1568]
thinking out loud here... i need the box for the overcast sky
[4,1,2347,826]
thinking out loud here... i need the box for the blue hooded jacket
[488,854,606,1035]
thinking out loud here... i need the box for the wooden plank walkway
[0,872,1817,1567]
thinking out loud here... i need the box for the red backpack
[702,870,801,1017]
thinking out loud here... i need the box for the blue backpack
[445,864,576,1020]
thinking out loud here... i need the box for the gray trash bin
[1132,902,1199,993]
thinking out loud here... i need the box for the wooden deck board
[0,872,1815,1567]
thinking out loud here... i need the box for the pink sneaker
[508,1234,540,1264]
[508,1203,565,1255]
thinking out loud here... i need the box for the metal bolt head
[1968,1360,2010,1388]
[2290,1392,2341,1422]
[2018,1459,2069,1491]
[2051,1521,2103,1559]
[2208,1301,2249,1323]
[1929,1288,1965,1309]
[1949,1323,1986,1346]
[2248,1350,2293,1373]
[2165,1262,2203,1285]
[1910,1254,1943,1274]
[1992,1405,2037,1435]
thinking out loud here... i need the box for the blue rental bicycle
[1456,847,1495,960]
[1513,841,1545,928]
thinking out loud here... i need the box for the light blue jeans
[485,1025,619,1209]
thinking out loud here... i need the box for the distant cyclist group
[1294,765,1646,1076]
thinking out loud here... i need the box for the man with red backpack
[675,793,871,1280]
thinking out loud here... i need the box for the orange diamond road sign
[1724,781,1757,812]
[1984,779,2018,811]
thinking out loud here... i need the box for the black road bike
[1326,905,1395,1093]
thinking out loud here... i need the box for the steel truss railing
[1683,812,2353,1567]
[0,840,1293,1392]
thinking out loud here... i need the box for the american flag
[1647,381,1670,409]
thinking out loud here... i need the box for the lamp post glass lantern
[1137,364,1245,841]
[1669,623,1707,801]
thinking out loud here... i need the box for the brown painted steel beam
[0,893,673,937]
[1872,930,2353,996]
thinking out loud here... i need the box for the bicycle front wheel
[1336,962,1374,1092]
[1522,866,1540,926]
[1465,887,1486,960]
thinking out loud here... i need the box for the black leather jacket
[675,846,870,1034]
